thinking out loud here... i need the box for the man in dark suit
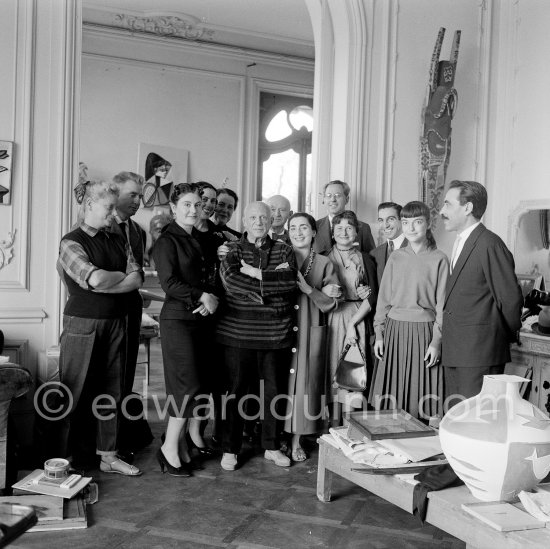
[111,171,148,459]
[370,202,407,286]
[440,180,523,405]
[313,180,375,255]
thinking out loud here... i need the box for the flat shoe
[264,450,291,467]
[100,458,142,476]
[292,448,307,462]
[221,453,238,471]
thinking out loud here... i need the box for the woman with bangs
[371,201,448,420]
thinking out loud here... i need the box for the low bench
[317,437,550,548]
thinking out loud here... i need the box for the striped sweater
[216,235,297,349]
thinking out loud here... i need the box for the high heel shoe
[160,433,204,470]
[156,448,192,477]
[186,432,217,457]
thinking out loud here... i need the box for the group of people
[55,174,524,478]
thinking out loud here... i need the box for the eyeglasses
[324,193,344,200]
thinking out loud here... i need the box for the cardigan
[152,221,218,320]
[216,235,297,349]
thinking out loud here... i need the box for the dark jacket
[313,215,375,255]
[360,251,379,336]
[370,238,408,286]
[442,224,523,368]
[152,221,218,320]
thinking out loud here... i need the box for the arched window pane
[261,149,300,212]
[289,106,313,132]
[265,110,292,142]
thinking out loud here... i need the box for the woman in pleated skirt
[370,201,448,420]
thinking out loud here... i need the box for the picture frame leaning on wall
[516,274,544,299]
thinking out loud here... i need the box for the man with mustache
[439,180,522,406]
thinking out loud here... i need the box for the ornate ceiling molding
[113,13,215,41]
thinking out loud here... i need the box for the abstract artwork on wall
[137,143,189,209]
[0,141,13,205]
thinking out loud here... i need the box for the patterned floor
[12,339,463,548]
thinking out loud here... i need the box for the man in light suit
[440,180,523,405]
[313,180,375,255]
[370,202,407,286]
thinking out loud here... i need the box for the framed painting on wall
[0,141,14,205]
[4,339,29,368]
[137,143,189,208]
[516,274,544,299]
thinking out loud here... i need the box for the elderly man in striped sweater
[217,201,298,471]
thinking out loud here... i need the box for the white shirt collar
[389,233,406,249]
[457,221,481,241]
[269,227,286,238]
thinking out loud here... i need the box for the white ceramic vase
[439,374,550,502]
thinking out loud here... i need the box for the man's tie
[119,221,130,243]
[386,239,394,260]
[450,235,461,273]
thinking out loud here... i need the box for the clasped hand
[322,283,342,298]
[192,292,219,316]
[240,260,262,279]
[356,284,371,300]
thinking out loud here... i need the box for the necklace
[336,247,352,252]
[302,249,315,278]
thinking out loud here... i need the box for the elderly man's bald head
[243,201,271,243]
[266,194,292,233]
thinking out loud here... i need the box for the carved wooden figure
[419,27,461,227]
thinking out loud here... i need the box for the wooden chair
[137,324,159,386]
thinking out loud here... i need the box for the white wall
[0,0,80,443]
[80,27,314,236]
[369,0,486,252]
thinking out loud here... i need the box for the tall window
[258,93,313,212]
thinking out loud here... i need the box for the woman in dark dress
[153,183,219,476]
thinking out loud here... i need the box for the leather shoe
[221,453,238,471]
[264,450,291,467]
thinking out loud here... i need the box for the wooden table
[317,438,550,548]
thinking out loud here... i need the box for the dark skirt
[369,318,444,419]
[159,317,214,418]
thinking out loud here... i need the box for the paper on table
[461,502,544,532]
[519,488,550,522]
[377,436,443,462]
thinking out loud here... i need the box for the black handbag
[333,342,368,391]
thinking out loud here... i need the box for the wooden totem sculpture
[419,27,461,228]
